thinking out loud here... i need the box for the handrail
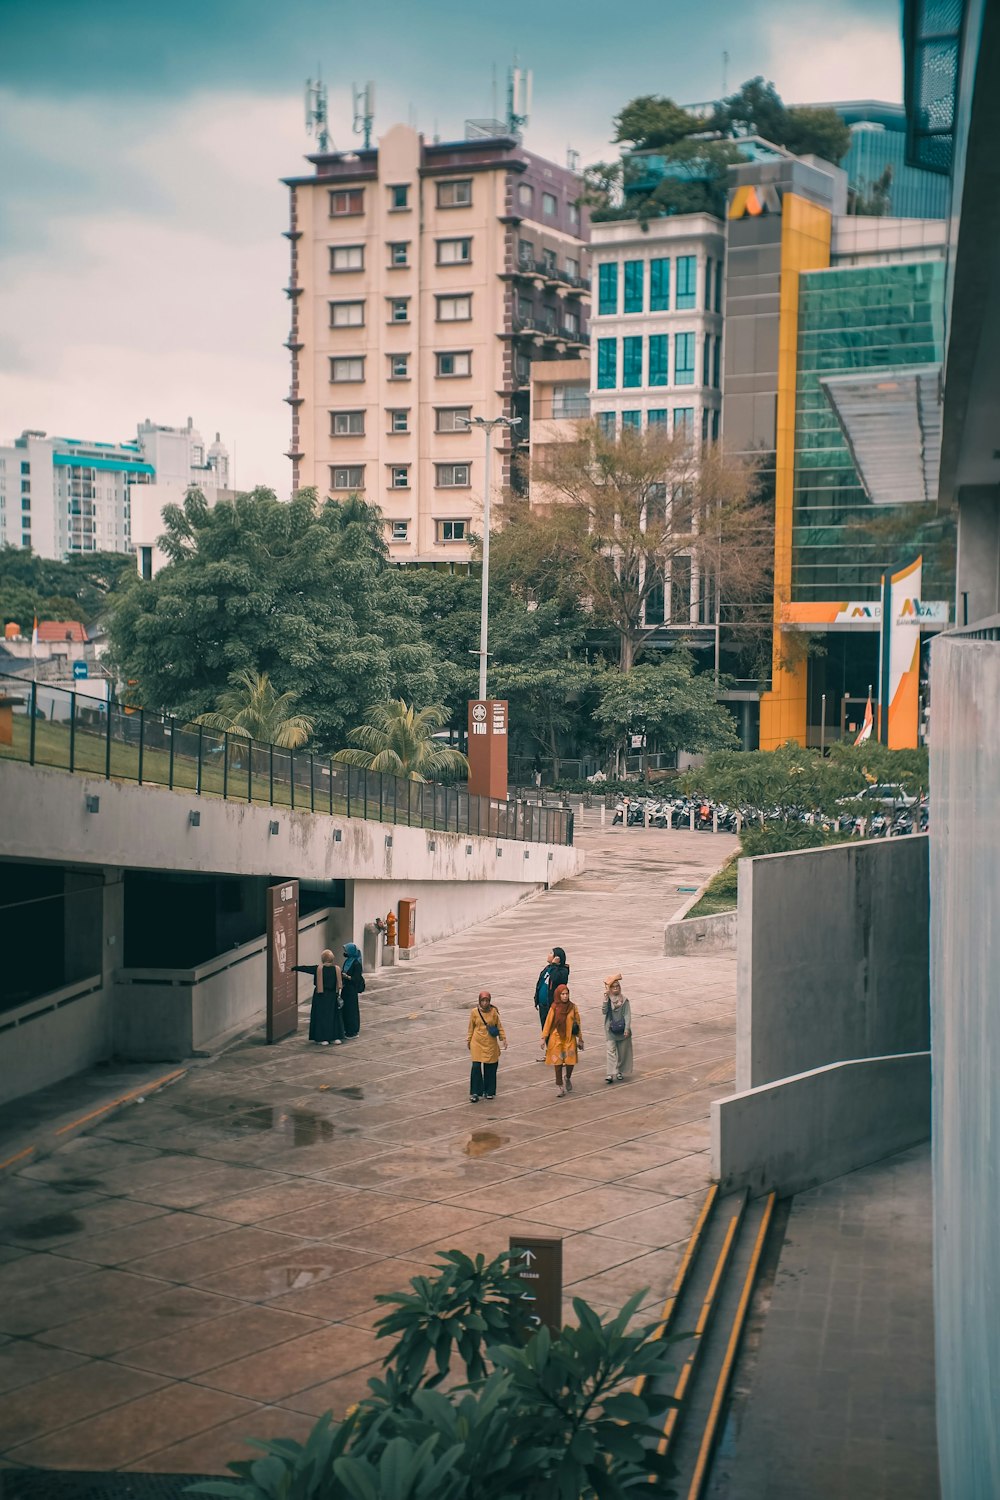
[0,671,573,847]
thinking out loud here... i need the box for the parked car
[844,783,919,810]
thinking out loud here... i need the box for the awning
[820,364,943,506]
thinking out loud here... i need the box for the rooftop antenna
[305,72,331,152]
[491,63,498,124]
[353,81,375,149]
[507,57,532,139]
[722,50,730,97]
[567,146,580,172]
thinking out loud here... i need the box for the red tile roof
[37,620,88,644]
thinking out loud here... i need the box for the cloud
[765,7,903,103]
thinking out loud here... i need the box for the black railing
[0,673,573,846]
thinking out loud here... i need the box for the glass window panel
[597,338,617,389]
[649,334,669,387]
[676,256,697,309]
[650,258,670,311]
[624,260,644,313]
[598,263,618,316]
[622,336,643,388]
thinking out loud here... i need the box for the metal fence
[0,673,573,846]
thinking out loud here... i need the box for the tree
[0,545,136,629]
[194,669,314,749]
[593,655,739,775]
[107,488,441,752]
[530,421,772,673]
[848,164,894,216]
[711,77,851,163]
[335,701,469,782]
[684,742,929,817]
[613,95,701,149]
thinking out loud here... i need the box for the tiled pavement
[711,1144,939,1500]
[0,815,738,1475]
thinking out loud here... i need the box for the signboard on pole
[509,1234,563,1336]
[467,699,508,802]
[266,880,299,1043]
[886,557,923,749]
[72,659,89,681]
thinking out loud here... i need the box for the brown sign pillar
[266,879,299,1043]
[467,699,508,802]
[509,1234,563,1336]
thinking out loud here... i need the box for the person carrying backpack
[533,946,569,1039]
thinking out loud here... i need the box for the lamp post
[460,414,521,700]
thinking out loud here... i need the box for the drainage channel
[641,1184,778,1499]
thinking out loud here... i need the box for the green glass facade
[792,259,953,601]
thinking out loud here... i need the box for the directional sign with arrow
[509,1234,562,1337]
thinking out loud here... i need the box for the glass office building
[792,259,952,602]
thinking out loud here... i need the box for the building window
[674,408,694,437]
[20,461,29,474]
[437,519,468,542]
[703,333,712,385]
[702,407,711,441]
[563,309,579,336]
[518,237,534,269]
[388,242,409,267]
[597,338,617,389]
[674,333,695,385]
[329,189,364,216]
[139,546,153,581]
[517,294,533,324]
[713,336,721,388]
[389,297,410,323]
[438,178,472,208]
[389,354,409,380]
[330,356,365,382]
[566,256,580,279]
[330,300,365,327]
[648,409,668,427]
[568,202,580,228]
[712,408,720,440]
[437,237,471,264]
[331,465,365,489]
[390,466,410,488]
[436,407,472,432]
[437,350,471,377]
[389,409,409,433]
[436,463,471,488]
[596,412,616,437]
[330,244,364,272]
[714,260,724,314]
[622,410,642,431]
[389,184,409,210]
[551,385,589,418]
[676,256,697,309]
[622,336,643,389]
[649,334,669,387]
[541,248,557,274]
[650,258,670,311]
[706,257,714,310]
[390,520,409,541]
[624,260,644,314]
[518,183,534,207]
[437,294,472,321]
[331,410,365,436]
[542,191,557,216]
[598,262,618,316]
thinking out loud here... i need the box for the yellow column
[758,195,832,751]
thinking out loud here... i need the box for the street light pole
[462,414,520,701]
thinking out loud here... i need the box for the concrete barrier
[664,908,737,956]
[712,1050,931,1197]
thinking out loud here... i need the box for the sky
[0,0,905,497]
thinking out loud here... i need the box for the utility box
[398,898,417,949]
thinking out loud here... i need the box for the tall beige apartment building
[283,125,589,562]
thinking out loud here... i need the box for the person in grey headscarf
[340,941,365,1038]
[602,972,634,1084]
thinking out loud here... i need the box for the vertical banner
[887,557,922,749]
[467,699,509,802]
[266,879,299,1043]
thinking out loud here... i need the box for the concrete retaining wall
[664,909,737,956]
[114,907,337,1061]
[712,1051,931,1197]
[736,836,929,1091]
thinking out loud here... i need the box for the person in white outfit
[603,972,634,1084]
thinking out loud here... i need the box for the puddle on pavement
[16,1211,84,1240]
[330,1086,365,1101]
[49,1177,105,1194]
[266,1263,335,1293]
[462,1131,510,1158]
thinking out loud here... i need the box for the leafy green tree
[613,95,701,149]
[683,742,928,817]
[335,701,469,782]
[594,655,740,774]
[711,76,850,162]
[194,669,314,748]
[107,488,440,752]
[0,545,136,629]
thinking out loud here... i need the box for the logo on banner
[472,704,486,721]
[728,183,783,219]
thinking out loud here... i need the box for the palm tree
[195,670,314,759]
[334,700,468,782]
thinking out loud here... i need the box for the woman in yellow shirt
[540,983,583,1097]
[467,989,508,1103]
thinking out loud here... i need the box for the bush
[189,1252,679,1500]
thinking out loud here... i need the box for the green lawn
[683,858,738,919]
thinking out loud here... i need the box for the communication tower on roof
[507,60,532,139]
[305,75,331,152]
[353,82,375,149]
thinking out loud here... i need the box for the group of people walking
[467,944,634,1102]
[294,944,366,1045]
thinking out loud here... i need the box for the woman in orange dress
[540,983,583,1097]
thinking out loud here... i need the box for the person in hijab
[293,950,344,1045]
[340,942,365,1038]
[467,989,507,1102]
[533,946,570,1039]
[540,982,583,1097]
[602,972,634,1084]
